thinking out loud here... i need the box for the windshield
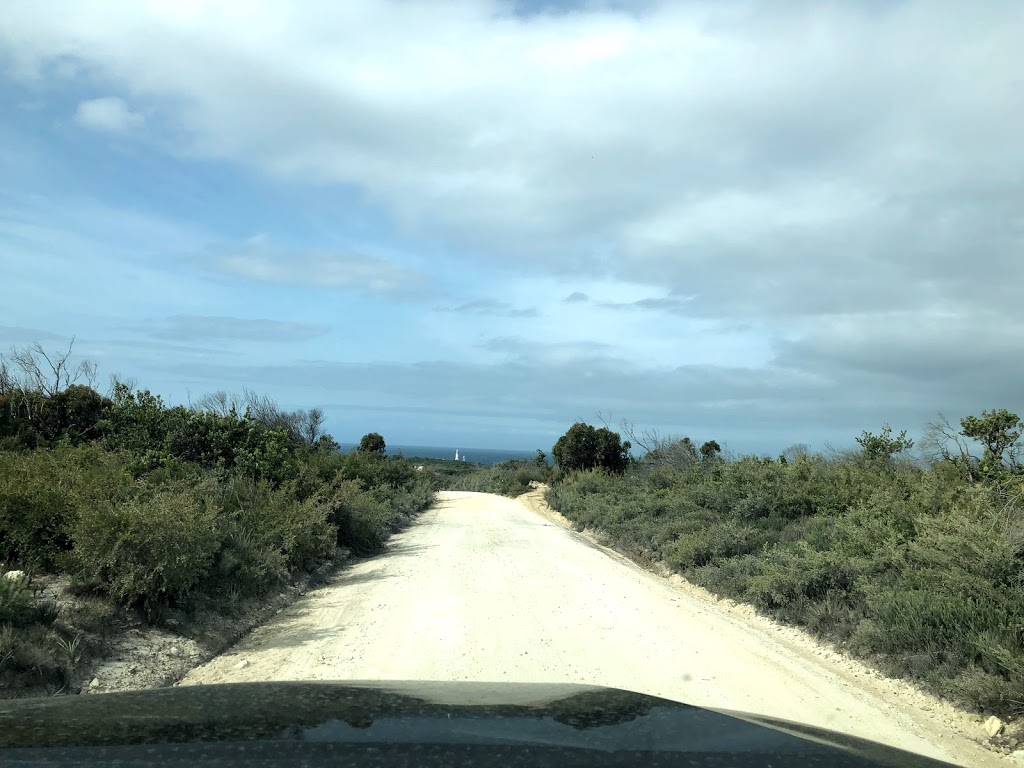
[0,3,1020,768]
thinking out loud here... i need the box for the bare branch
[619,418,660,454]
[78,359,98,389]
[195,390,240,416]
[921,413,978,480]
[0,358,15,396]
[108,374,137,398]
[9,345,46,393]
[4,339,99,397]
[33,338,76,395]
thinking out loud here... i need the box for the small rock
[2,570,27,584]
[984,716,1004,738]
[89,678,100,689]
[167,646,180,657]
[233,659,249,670]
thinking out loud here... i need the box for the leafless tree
[79,359,98,389]
[781,443,811,462]
[243,389,279,426]
[0,358,14,396]
[194,390,242,416]
[299,407,325,448]
[5,339,96,396]
[242,389,326,448]
[618,418,661,454]
[618,420,703,471]
[920,413,978,479]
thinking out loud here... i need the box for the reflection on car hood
[0,680,957,767]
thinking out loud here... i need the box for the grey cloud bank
[1,0,1021,451]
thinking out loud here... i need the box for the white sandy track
[181,491,1004,767]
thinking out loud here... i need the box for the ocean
[337,444,540,467]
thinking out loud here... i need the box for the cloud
[599,295,693,315]
[771,310,1024,412]
[147,343,980,454]
[0,325,73,346]
[152,315,331,343]
[73,96,143,133]
[436,299,537,318]
[482,336,614,363]
[4,0,1018,326]
[202,238,433,297]
[2,1,1023,451]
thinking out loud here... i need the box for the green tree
[358,432,386,456]
[700,440,722,461]
[855,424,914,462]
[595,426,631,473]
[316,434,341,453]
[553,423,597,472]
[960,409,1022,470]
[552,423,630,473]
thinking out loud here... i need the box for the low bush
[0,575,34,626]
[329,480,393,555]
[0,621,84,693]
[0,446,131,570]
[70,486,221,611]
[0,577,84,692]
[448,458,551,497]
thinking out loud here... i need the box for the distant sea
[337,444,540,467]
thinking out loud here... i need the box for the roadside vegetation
[546,416,1024,718]
[0,341,434,694]
[407,456,488,489]
[447,451,553,497]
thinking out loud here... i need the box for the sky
[1,0,1022,455]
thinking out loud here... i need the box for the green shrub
[689,555,762,600]
[746,542,858,612]
[665,519,764,570]
[270,494,336,571]
[0,620,85,692]
[233,426,298,486]
[204,476,337,594]
[0,446,131,570]
[0,478,70,570]
[552,422,630,473]
[64,597,117,637]
[71,487,220,610]
[329,481,392,555]
[212,514,289,595]
[337,450,420,491]
[379,481,436,520]
[0,576,87,692]
[0,354,437,694]
[0,576,33,625]
[0,384,110,449]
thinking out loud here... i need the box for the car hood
[0,680,957,767]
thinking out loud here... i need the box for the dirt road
[181,491,1002,766]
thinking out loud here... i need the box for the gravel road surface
[181,491,1004,766]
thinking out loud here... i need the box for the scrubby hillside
[0,343,435,694]
[546,418,1024,718]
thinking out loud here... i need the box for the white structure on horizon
[455,449,459,461]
